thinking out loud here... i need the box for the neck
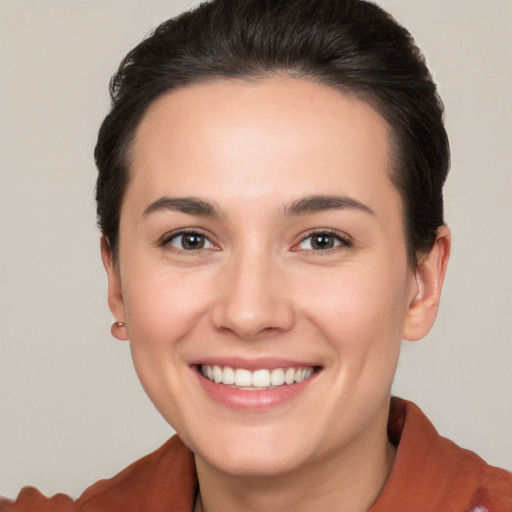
[194,403,396,512]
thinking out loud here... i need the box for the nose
[211,249,295,341]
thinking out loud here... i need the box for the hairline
[109,73,418,267]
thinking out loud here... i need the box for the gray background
[1,0,511,499]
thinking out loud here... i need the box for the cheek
[295,259,411,411]
[298,264,410,347]
[120,262,220,427]
[120,260,217,397]
[123,262,212,340]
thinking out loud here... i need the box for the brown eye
[166,232,214,251]
[297,231,350,251]
[310,234,335,250]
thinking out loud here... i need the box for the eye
[296,231,351,251]
[164,231,216,251]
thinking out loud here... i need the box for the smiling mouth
[199,364,319,390]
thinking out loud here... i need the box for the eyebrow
[283,195,375,217]
[142,194,374,219]
[142,197,223,218]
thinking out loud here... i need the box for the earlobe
[100,236,129,341]
[402,226,451,341]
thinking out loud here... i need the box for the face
[103,78,445,477]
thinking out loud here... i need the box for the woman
[2,0,511,510]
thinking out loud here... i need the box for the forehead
[127,78,400,219]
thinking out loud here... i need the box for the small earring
[111,321,127,339]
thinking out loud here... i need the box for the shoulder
[475,461,512,512]
[0,435,197,512]
[0,487,75,512]
[373,398,512,512]
[76,434,196,512]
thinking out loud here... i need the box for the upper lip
[190,357,321,371]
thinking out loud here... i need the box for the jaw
[192,395,396,512]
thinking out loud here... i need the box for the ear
[402,226,451,341]
[100,236,128,341]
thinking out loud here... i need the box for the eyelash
[161,229,218,253]
[160,228,352,254]
[294,229,353,253]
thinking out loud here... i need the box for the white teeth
[270,368,285,386]
[223,366,235,385]
[235,368,252,387]
[294,368,312,383]
[285,367,295,385]
[212,365,223,384]
[200,364,316,389]
[252,369,270,387]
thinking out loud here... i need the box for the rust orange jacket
[2,398,511,512]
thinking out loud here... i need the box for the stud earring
[111,321,127,339]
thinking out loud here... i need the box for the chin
[186,422,317,477]
[199,446,310,478]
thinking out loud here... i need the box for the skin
[102,78,450,512]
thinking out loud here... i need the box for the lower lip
[194,367,319,411]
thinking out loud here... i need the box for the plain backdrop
[1,0,511,500]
